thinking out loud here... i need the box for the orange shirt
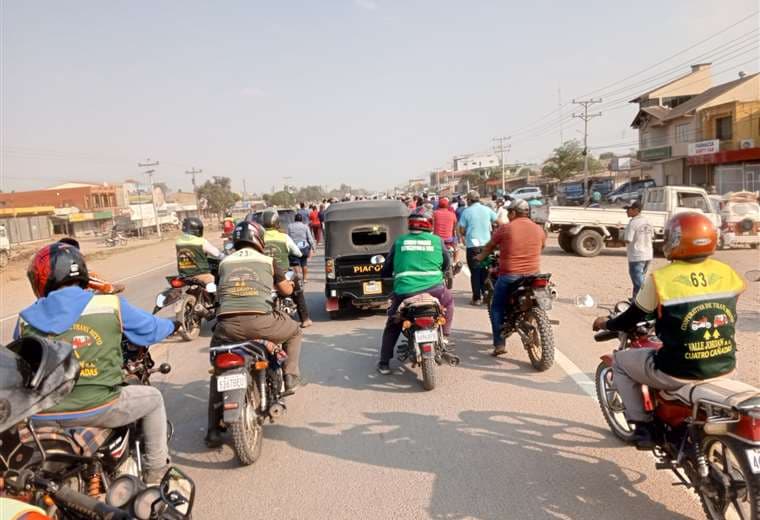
[492,217,545,275]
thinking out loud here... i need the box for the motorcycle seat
[398,294,442,316]
[663,377,760,410]
[19,424,111,457]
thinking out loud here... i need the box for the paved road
[3,239,758,519]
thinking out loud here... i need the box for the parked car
[557,182,585,205]
[245,208,296,230]
[606,179,656,204]
[509,186,542,201]
[718,192,760,249]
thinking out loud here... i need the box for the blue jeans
[490,274,526,347]
[628,261,650,298]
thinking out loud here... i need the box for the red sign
[687,147,760,165]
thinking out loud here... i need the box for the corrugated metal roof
[661,73,758,121]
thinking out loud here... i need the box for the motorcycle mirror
[224,242,234,252]
[370,255,385,265]
[159,363,171,374]
[159,466,195,518]
[745,269,760,283]
[574,294,596,308]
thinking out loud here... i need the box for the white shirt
[495,207,510,225]
[624,214,653,262]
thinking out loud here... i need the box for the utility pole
[492,136,511,195]
[242,179,248,207]
[557,85,564,145]
[138,159,161,239]
[185,168,202,216]
[572,99,602,204]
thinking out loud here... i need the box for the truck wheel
[557,232,573,253]
[572,229,603,257]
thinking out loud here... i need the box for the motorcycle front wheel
[594,362,635,443]
[700,436,760,520]
[176,295,201,341]
[231,384,264,466]
[522,308,555,371]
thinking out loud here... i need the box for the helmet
[27,243,89,298]
[182,217,204,237]
[232,221,266,252]
[408,207,433,232]
[261,208,279,229]
[438,197,449,209]
[663,212,717,261]
[507,199,530,215]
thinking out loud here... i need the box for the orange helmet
[663,212,717,261]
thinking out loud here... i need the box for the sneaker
[470,299,482,307]
[144,464,170,486]
[284,374,302,394]
[301,319,313,328]
[204,429,223,449]
[492,345,507,356]
[376,362,392,375]
[631,422,656,450]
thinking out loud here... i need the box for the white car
[509,187,542,200]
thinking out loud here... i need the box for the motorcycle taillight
[215,352,245,369]
[170,278,185,288]
[414,317,435,328]
[735,414,760,441]
[531,278,549,288]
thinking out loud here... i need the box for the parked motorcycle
[594,301,760,520]
[153,257,221,341]
[208,339,289,466]
[395,292,460,391]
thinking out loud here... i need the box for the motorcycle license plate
[748,448,760,474]
[363,281,382,295]
[414,329,437,344]
[535,295,553,310]
[217,373,247,392]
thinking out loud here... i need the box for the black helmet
[27,243,89,298]
[232,221,266,252]
[182,217,204,237]
[261,208,279,229]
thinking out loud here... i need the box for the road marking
[461,264,597,401]
[0,261,175,324]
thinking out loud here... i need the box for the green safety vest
[652,258,745,379]
[20,295,124,413]
[217,248,275,316]
[392,232,444,295]
[176,233,210,277]
[263,229,290,272]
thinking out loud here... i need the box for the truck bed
[547,206,669,231]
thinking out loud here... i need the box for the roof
[630,69,696,103]
[323,200,409,222]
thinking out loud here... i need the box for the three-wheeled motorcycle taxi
[323,200,408,318]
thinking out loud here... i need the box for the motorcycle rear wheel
[421,354,437,391]
[231,384,264,466]
[700,436,760,520]
[176,295,201,341]
[594,362,635,443]
[522,308,555,371]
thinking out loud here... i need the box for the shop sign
[638,146,672,162]
[688,139,719,156]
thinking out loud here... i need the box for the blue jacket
[15,286,174,346]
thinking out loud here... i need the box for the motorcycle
[594,300,760,520]
[395,292,460,391]
[208,339,289,466]
[273,270,300,318]
[104,233,128,248]
[153,257,221,341]
[444,242,463,290]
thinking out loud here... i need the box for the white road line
[461,264,597,401]
[0,261,175,324]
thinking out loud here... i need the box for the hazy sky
[2,1,758,194]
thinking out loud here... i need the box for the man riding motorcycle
[260,208,312,328]
[475,199,546,356]
[206,221,303,447]
[432,197,458,245]
[377,208,454,375]
[176,217,222,285]
[592,212,746,448]
[14,242,177,484]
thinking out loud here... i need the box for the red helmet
[27,243,89,298]
[663,212,717,261]
[408,207,433,232]
[438,197,449,209]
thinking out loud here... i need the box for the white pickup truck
[545,186,721,257]
[0,225,10,270]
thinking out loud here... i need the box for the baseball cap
[624,200,642,210]
[507,199,530,213]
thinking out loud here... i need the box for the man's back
[493,217,545,275]
[433,208,456,241]
[459,203,496,248]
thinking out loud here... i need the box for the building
[630,63,760,192]
[0,206,54,244]
[453,152,500,172]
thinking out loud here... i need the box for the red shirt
[492,217,545,275]
[309,210,320,226]
[433,208,457,241]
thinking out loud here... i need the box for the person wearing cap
[432,197,458,245]
[458,190,497,305]
[623,200,653,297]
[476,199,546,355]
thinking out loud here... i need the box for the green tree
[295,185,326,203]
[541,140,602,181]
[196,176,240,214]
[269,190,295,207]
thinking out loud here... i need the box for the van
[607,179,656,204]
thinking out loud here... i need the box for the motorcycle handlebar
[52,484,131,520]
[594,330,619,342]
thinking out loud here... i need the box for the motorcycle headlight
[107,475,144,509]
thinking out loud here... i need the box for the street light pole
[493,136,511,195]
[138,160,161,239]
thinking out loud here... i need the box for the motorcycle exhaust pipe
[269,403,285,418]
[441,352,461,367]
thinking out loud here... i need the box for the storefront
[687,147,760,194]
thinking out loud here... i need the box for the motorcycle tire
[176,295,201,341]
[445,273,453,289]
[699,436,760,520]
[594,362,635,443]
[522,308,555,371]
[231,384,264,466]
[421,354,436,391]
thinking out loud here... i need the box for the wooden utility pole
[138,160,161,238]
[572,99,602,204]
[492,136,511,195]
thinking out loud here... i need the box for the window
[352,225,388,246]
[675,123,690,144]
[677,192,708,212]
[716,116,732,140]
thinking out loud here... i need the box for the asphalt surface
[2,239,758,519]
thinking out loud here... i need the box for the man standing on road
[287,213,316,282]
[297,202,310,223]
[458,190,497,305]
[476,199,546,355]
[623,200,653,298]
[432,197,457,245]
